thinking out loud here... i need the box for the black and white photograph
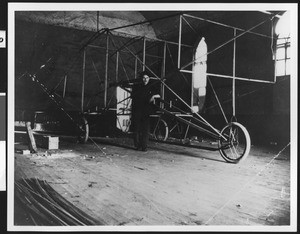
[6,2,297,232]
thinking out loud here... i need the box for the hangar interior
[13,10,292,227]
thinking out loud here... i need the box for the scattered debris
[193,220,202,225]
[118,221,128,225]
[281,187,289,198]
[50,180,68,184]
[178,220,188,225]
[188,212,197,217]
[43,151,51,157]
[119,217,144,225]
[266,210,273,218]
[133,166,147,171]
[181,138,191,145]
[190,136,198,141]
[21,150,31,155]
[82,155,95,160]
[88,181,97,188]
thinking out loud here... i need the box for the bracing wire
[207,77,228,124]
[204,76,289,112]
[26,72,108,155]
[108,32,132,81]
[181,14,280,71]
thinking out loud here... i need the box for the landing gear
[150,118,169,141]
[76,116,89,143]
[218,122,251,163]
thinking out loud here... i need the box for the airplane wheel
[77,116,89,144]
[151,118,169,141]
[218,122,251,163]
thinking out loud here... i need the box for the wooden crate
[35,135,59,150]
[45,136,59,150]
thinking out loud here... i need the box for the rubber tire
[151,118,169,141]
[218,122,251,163]
[77,116,89,144]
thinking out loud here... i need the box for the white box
[46,136,59,150]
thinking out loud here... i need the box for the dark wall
[14,21,127,111]
[15,20,166,113]
[15,20,95,111]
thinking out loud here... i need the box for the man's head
[140,71,150,85]
[142,74,150,85]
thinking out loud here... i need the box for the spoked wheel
[218,122,251,163]
[150,118,169,141]
[76,116,89,144]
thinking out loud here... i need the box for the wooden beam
[25,122,37,153]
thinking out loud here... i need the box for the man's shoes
[135,145,142,150]
[141,147,147,152]
[134,144,147,151]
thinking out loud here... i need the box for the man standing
[131,71,160,151]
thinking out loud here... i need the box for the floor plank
[13,136,291,227]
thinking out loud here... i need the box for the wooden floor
[14,136,291,228]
